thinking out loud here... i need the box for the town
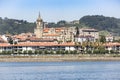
[0,13,120,55]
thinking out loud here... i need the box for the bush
[61,50,65,54]
[86,50,92,54]
[28,50,33,55]
[73,50,78,54]
[105,50,109,54]
[64,50,69,54]
[44,50,49,54]
[49,50,54,54]
[93,49,99,54]
[99,49,106,54]
[56,50,61,54]
[38,50,43,54]
[110,50,114,54]
[69,51,74,54]
[18,51,22,54]
[34,50,39,54]
[0,51,12,55]
[1,51,7,55]
[7,51,12,55]
[23,50,27,55]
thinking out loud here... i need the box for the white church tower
[34,12,44,38]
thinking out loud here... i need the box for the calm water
[0,61,120,80]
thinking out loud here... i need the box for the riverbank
[0,54,120,62]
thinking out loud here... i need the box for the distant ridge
[0,15,120,35]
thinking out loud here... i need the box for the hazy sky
[0,0,120,22]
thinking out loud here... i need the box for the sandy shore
[0,54,120,62]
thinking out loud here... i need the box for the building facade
[34,13,43,38]
[75,28,99,43]
[34,14,76,42]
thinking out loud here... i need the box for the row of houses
[0,42,76,53]
[0,41,120,53]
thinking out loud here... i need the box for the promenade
[0,54,120,62]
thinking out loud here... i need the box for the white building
[75,28,99,43]
[106,36,114,42]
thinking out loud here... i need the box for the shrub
[34,50,38,54]
[28,50,33,55]
[93,49,99,54]
[50,50,54,54]
[44,50,49,54]
[69,51,74,54]
[64,50,69,54]
[86,50,92,54]
[74,50,78,54]
[38,50,43,54]
[23,50,27,55]
[99,49,106,54]
[110,50,114,54]
[56,50,61,54]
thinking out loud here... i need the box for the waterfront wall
[0,54,120,62]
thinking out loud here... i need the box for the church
[34,13,76,43]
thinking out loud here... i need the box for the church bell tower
[34,12,43,38]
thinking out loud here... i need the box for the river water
[0,61,120,80]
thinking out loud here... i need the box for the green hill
[0,17,35,34]
[0,15,120,35]
[80,15,120,35]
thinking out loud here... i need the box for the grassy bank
[0,54,120,62]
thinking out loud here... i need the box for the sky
[0,0,120,22]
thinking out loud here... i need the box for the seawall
[0,54,120,62]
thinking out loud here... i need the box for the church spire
[38,12,41,19]
[37,12,42,22]
[35,12,44,38]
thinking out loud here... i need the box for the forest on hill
[0,17,35,34]
[80,15,120,36]
[0,15,120,35]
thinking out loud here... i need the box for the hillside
[80,15,120,35]
[0,15,120,35]
[0,17,35,34]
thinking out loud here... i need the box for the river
[0,61,120,80]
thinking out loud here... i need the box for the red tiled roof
[43,28,50,33]
[13,42,75,47]
[43,34,60,36]
[103,42,120,47]
[0,43,11,47]
[57,42,75,46]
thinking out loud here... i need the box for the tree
[8,37,13,44]
[28,50,33,55]
[64,50,69,54]
[38,50,42,54]
[44,50,49,54]
[57,20,67,27]
[75,26,79,36]
[47,22,56,28]
[23,50,27,55]
[100,35,106,43]
[81,41,88,53]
